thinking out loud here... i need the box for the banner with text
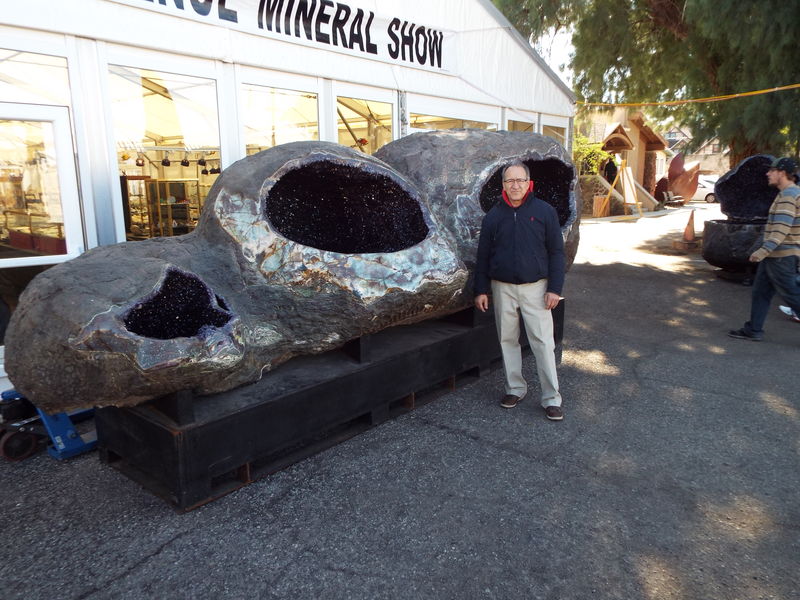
[106,0,455,72]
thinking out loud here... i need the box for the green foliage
[572,133,610,174]
[493,0,800,165]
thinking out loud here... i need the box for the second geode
[375,129,581,278]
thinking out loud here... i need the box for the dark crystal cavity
[479,158,574,225]
[716,155,775,222]
[124,269,232,340]
[266,161,428,253]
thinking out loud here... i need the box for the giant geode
[715,154,775,222]
[6,134,579,412]
[703,154,775,271]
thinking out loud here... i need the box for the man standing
[603,156,618,184]
[474,162,566,420]
[729,157,800,341]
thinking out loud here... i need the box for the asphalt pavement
[1,201,798,600]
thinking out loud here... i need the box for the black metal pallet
[96,304,564,511]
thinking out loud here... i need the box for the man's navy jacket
[473,194,566,296]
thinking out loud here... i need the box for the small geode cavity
[124,268,232,340]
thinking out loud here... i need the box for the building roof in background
[629,113,668,151]
[601,122,635,152]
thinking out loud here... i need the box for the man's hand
[750,248,768,262]
[474,294,489,312]
[544,292,561,310]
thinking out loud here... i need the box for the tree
[493,0,800,166]
[572,133,611,175]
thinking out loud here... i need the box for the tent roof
[476,0,576,103]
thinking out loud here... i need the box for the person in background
[474,162,565,421]
[729,157,800,340]
[603,156,618,184]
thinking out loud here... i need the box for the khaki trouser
[491,279,562,407]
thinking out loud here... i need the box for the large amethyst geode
[6,134,579,412]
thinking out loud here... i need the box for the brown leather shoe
[544,406,564,421]
[500,394,523,409]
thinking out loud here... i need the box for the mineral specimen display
[6,134,579,412]
[702,155,775,271]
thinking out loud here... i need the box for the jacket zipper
[513,208,519,283]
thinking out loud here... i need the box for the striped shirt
[751,183,800,260]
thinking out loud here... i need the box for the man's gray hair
[502,161,530,180]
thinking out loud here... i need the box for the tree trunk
[728,139,759,170]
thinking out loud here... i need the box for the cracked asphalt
[1,202,798,599]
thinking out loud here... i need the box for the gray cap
[769,157,798,175]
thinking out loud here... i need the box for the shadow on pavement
[0,248,797,600]
[559,258,798,599]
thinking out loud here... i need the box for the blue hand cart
[0,390,96,461]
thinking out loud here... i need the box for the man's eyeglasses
[503,178,529,185]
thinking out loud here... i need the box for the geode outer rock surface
[702,220,764,271]
[6,134,579,413]
[8,243,247,409]
[715,155,775,222]
[375,130,581,278]
[702,155,775,271]
[6,142,466,412]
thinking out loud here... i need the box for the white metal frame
[504,108,538,132]
[235,65,322,157]
[101,44,237,242]
[330,81,398,146]
[0,102,85,267]
[406,93,501,133]
[0,27,99,250]
[540,114,571,146]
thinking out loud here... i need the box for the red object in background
[8,230,34,250]
[668,154,684,181]
[668,153,700,200]
[8,230,66,255]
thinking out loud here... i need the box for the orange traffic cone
[683,209,696,242]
